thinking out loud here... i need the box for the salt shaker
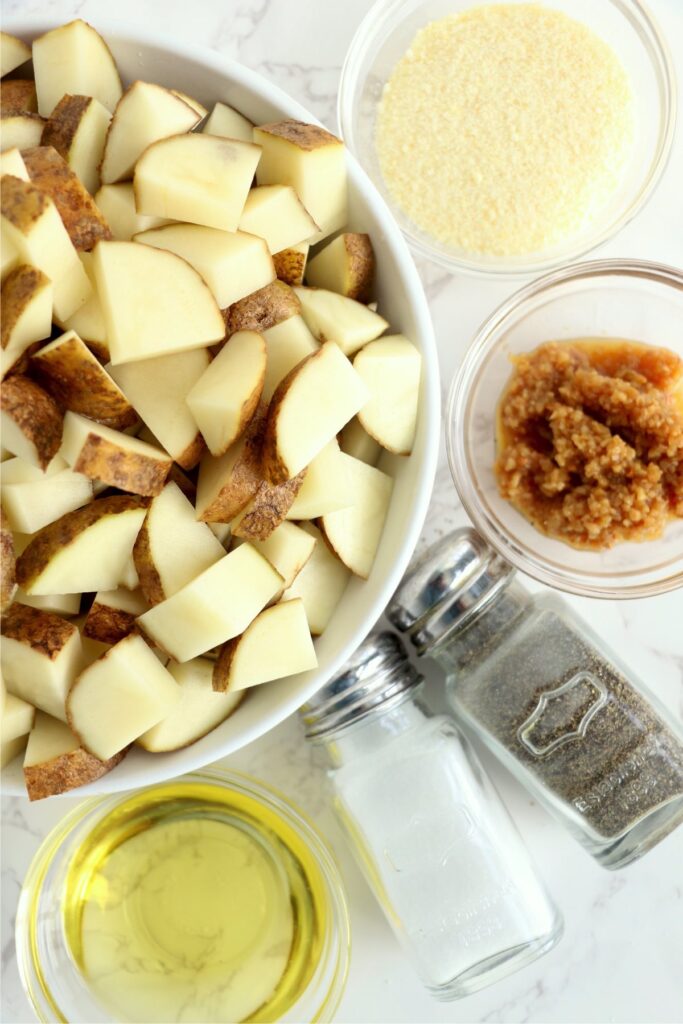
[388,528,683,870]
[301,633,562,1000]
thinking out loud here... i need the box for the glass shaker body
[312,695,562,1000]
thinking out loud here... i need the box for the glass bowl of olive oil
[16,769,350,1023]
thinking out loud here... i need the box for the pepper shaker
[388,527,683,869]
[302,633,562,1000]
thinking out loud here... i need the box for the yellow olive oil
[61,779,327,1023]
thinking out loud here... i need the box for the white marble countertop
[2,0,683,1021]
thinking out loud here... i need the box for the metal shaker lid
[301,631,422,741]
[387,527,513,655]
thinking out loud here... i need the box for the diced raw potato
[1,32,31,78]
[67,632,181,759]
[15,590,81,616]
[0,376,63,470]
[285,440,352,519]
[135,224,275,311]
[31,331,137,429]
[138,657,244,752]
[22,145,112,251]
[238,185,318,255]
[202,101,253,142]
[100,81,200,184]
[273,242,308,287]
[32,20,123,117]
[354,335,421,455]
[41,94,112,195]
[306,232,375,302]
[1,457,93,534]
[1,265,52,379]
[16,495,147,596]
[62,252,108,359]
[293,286,387,357]
[107,348,209,469]
[167,463,196,502]
[224,279,300,338]
[137,544,283,662]
[250,522,316,590]
[0,147,28,179]
[283,523,350,635]
[171,90,207,119]
[1,174,91,320]
[255,120,346,242]
[1,604,83,720]
[0,114,44,150]
[319,457,393,578]
[232,468,307,542]
[261,314,318,403]
[92,240,224,364]
[195,405,267,523]
[2,692,35,743]
[83,587,148,644]
[187,331,266,456]
[209,522,231,545]
[60,411,171,496]
[23,710,126,800]
[341,417,382,466]
[134,133,261,231]
[118,554,139,591]
[1,510,15,610]
[1,79,37,114]
[94,182,171,241]
[1,232,18,282]
[213,598,316,692]
[133,482,225,605]
[262,341,368,483]
[2,733,27,768]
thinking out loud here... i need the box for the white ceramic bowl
[2,18,440,797]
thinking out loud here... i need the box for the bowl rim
[1,16,441,796]
[446,256,683,599]
[338,0,678,278]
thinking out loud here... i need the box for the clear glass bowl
[447,259,683,599]
[16,769,350,1024]
[338,0,676,277]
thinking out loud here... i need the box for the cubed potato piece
[232,469,307,542]
[354,335,421,455]
[92,239,224,364]
[209,522,231,545]
[187,331,266,456]
[138,657,244,752]
[1,603,83,720]
[67,632,181,759]
[283,522,350,635]
[16,494,148,596]
[2,733,27,767]
[213,598,316,692]
[22,145,112,251]
[94,182,171,241]
[138,544,283,663]
[1,509,16,610]
[171,90,207,119]
[306,232,375,303]
[2,691,35,743]
[118,553,139,590]
[273,242,308,287]
[15,590,81,616]
[83,587,148,644]
[32,19,122,117]
[31,330,137,429]
[341,417,382,466]
[254,120,346,242]
[293,286,387,357]
[0,32,30,78]
[135,224,275,312]
[134,133,261,231]
[62,252,108,359]
[203,101,253,142]
[261,314,318,403]
[41,94,111,195]
[23,710,126,800]
[1,264,52,379]
[195,404,267,523]
[319,457,393,578]
[223,279,300,339]
[285,440,352,519]
[1,174,91,320]
[100,80,200,184]
[1,79,37,115]
[250,521,315,590]
[238,185,318,255]
[0,147,28,179]
[262,341,368,483]
[133,481,225,605]
[1,456,93,534]
[107,348,209,469]
[60,411,171,496]
[0,376,63,470]
[0,114,45,151]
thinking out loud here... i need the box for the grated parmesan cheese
[376,4,634,257]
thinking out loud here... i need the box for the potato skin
[132,518,165,605]
[175,433,206,472]
[197,402,267,523]
[232,469,306,541]
[22,146,112,251]
[0,80,38,115]
[256,119,341,152]
[273,247,307,287]
[83,601,139,644]
[212,638,238,691]
[1,510,17,612]
[1,265,51,352]
[343,233,375,303]
[1,602,77,659]
[25,745,127,801]
[1,174,50,236]
[222,280,300,338]
[0,375,63,470]
[41,94,93,156]
[70,432,171,497]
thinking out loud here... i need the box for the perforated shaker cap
[387,527,514,655]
